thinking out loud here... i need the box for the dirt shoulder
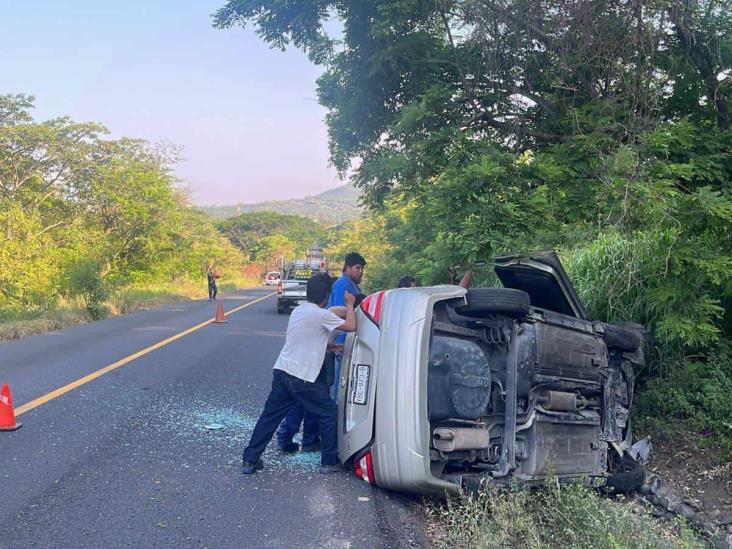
[648,437,732,529]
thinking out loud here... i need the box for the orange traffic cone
[213,302,227,323]
[0,384,22,431]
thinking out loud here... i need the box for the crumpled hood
[494,250,588,319]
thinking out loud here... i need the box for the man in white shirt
[242,273,356,474]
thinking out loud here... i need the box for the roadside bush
[432,482,701,548]
[563,224,728,366]
[0,201,63,315]
[64,258,109,320]
[635,344,732,456]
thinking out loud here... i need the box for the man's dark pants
[243,369,338,466]
[276,403,320,447]
[208,282,217,300]
[276,351,335,447]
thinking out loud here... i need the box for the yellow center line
[15,292,275,416]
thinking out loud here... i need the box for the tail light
[276,282,283,295]
[354,450,376,485]
[359,291,385,326]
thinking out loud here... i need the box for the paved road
[0,289,426,548]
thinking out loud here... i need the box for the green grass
[0,304,92,341]
[428,481,702,549]
[0,275,260,341]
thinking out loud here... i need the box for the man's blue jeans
[276,403,320,447]
[243,369,337,466]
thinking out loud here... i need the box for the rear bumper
[278,295,306,305]
[370,286,466,497]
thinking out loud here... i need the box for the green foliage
[635,345,732,456]
[323,215,392,290]
[64,258,109,320]
[0,200,64,311]
[434,482,701,548]
[0,94,246,324]
[218,0,732,451]
[217,211,326,268]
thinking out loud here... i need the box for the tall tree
[215,1,731,204]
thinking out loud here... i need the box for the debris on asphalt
[146,395,322,473]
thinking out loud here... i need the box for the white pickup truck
[276,260,328,314]
[276,247,329,314]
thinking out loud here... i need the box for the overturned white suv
[337,251,645,496]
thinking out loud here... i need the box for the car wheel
[277,305,285,314]
[602,323,641,353]
[455,288,531,318]
[604,454,645,494]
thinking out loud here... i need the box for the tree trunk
[671,0,730,130]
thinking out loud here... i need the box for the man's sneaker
[319,464,341,474]
[279,442,300,454]
[301,441,321,453]
[242,459,263,475]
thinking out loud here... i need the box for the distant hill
[199,185,362,224]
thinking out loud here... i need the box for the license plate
[353,364,370,405]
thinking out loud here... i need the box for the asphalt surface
[0,289,427,548]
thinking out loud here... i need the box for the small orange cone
[213,302,227,323]
[0,384,22,431]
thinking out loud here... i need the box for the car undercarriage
[425,253,646,492]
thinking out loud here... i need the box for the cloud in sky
[0,0,344,205]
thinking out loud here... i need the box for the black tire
[455,288,531,318]
[604,455,645,494]
[276,304,286,314]
[603,323,641,353]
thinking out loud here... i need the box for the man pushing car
[241,273,356,475]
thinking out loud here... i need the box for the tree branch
[670,0,729,130]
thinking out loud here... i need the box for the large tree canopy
[216,0,731,363]
[215,0,732,452]
[215,0,731,205]
[0,94,243,317]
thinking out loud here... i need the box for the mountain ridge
[198,184,361,224]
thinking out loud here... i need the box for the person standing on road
[241,274,356,475]
[326,252,365,400]
[207,265,219,300]
[274,348,337,454]
[274,252,365,453]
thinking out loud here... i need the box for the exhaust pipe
[433,427,491,452]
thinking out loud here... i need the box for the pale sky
[0,0,343,205]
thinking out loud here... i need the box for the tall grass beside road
[0,273,260,342]
[429,482,701,548]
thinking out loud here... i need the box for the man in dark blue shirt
[326,252,365,398]
[275,252,366,453]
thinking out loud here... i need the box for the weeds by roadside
[0,275,260,342]
[427,481,702,549]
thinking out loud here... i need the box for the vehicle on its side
[264,271,281,286]
[337,251,645,497]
